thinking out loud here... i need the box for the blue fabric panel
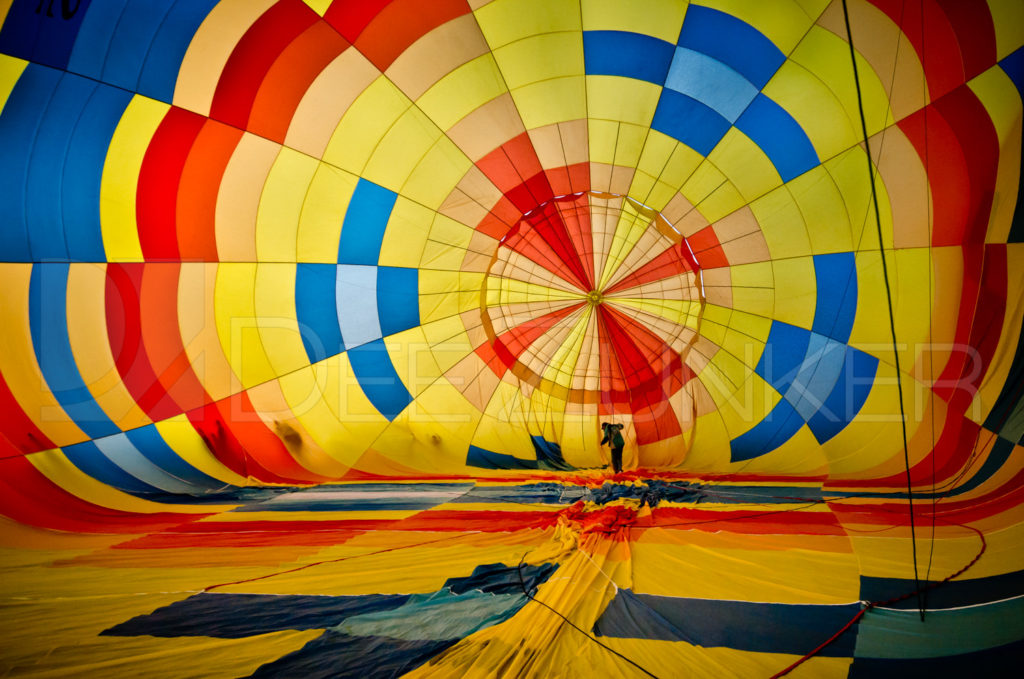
[338,179,397,265]
[807,347,877,443]
[295,263,343,363]
[849,638,1024,679]
[66,0,126,80]
[735,94,819,181]
[756,321,812,393]
[582,30,675,84]
[729,397,804,462]
[27,73,95,261]
[677,5,784,88]
[124,425,231,491]
[99,0,175,93]
[0,0,94,70]
[337,264,382,349]
[531,436,577,471]
[651,89,730,155]
[1000,46,1024,97]
[812,252,858,341]
[250,632,456,679]
[0,63,60,262]
[136,0,218,102]
[594,589,861,656]
[62,439,167,495]
[347,338,413,420]
[102,592,412,638]
[786,334,846,421]
[93,432,202,494]
[29,264,119,438]
[466,446,539,470]
[664,46,758,122]
[861,567,1024,610]
[62,82,130,261]
[377,267,419,338]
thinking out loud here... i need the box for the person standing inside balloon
[600,423,625,474]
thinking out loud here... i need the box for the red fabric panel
[686,226,729,269]
[604,243,693,295]
[176,120,242,261]
[869,0,966,101]
[323,0,393,43]
[248,21,349,143]
[106,264,170,421]
[138,264,211,418]
[212,391,334,484]
[210,0,319,130]
[355,0,469,71]
[137,107,204,261]
[936,0,996,81]
[0,373,55,455]
[0,456,206,532]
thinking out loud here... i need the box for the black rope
[840,0,924,620]
[516,554,660,678]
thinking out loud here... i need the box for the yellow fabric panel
[633,527,859,603]
[741,425,830,476]
[215,529,545,595]
[252,263,307,379]
[722,310,772,354]
[287,48,381,159]
[510,75,587,129]
[172,0,276,115]
[178,263,241,402]
[702,0,827,54]
[541,307,592,389]
[717,370,781,441]
[472,409,541,462]
[100,96,168,262]
[707,128,782,202]
[300,0,330,15]
[787,165,855,254]
[494,32,584,93]
[585,74,661,126]
[633,131,699,196]
[322,76,411,175]
[65,264,151,432]
[770,256,816,329]
[752,185,812,260]
[596,205,654,289]
[586,118,620,165]
[845,520,1019,580]
[473,0,581,50]
[416,54,507,132]
[820,359,908,478]
[387,14,491,102]
[729,260,774,315]
[597,639,852,679]
[682,163,745,223]
[153,414,251,486]
[698,343,756,408]
[27,449,235,514]
[0,264,85,446]
[427,213,477,266]
[278,358,387,467]
[987,0,1024,59]
[580,0,686,43]
[255,148,318,263]
[295,163,358,263]
[487,277,582,305]
[214,263,276,390]
[401,135,474,209]
[685,409,733,470]
[215,133,279,262]
[0,53,26,111]
[381,327,441,399]
[969,66,1024,244]
[363,105,443,192]
[378,198,432,268]
[824,146,888,250]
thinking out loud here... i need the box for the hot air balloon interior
[1,0,1023,676]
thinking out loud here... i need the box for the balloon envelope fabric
[1,0,1023,676]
